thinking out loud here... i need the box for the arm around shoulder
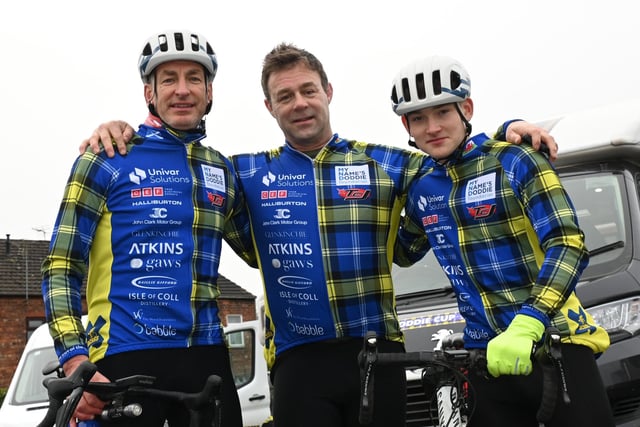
[79,120,135,158]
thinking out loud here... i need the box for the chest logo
[338,188,371,200]
[467,204,496,219]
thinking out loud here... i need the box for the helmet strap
[402,115,417,148]
[453,103,472,138]
[407,135,417,148]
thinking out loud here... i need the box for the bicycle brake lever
[546,331,570,406]
[53,361,98,427]
[535,327,571,425]
[358,331,378,425]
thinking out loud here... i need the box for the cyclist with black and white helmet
[393,54,615,426]
[42,30,249,427]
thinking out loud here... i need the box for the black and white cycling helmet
[138,30,218,82]
[391,55,471,116]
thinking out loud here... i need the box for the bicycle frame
[429,329,470,426]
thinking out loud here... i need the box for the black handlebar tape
[535,356,558,426]
[358,331,378,425]
[372,351,440,367]
[358,358,375,424]
[536,327,569,426]
[35,379,62,427]
[186,375,223,427]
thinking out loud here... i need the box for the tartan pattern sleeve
[41,152,114,362]
[223,155,258,269]
[455,141,588,328]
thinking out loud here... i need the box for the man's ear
[401,115,411,133]
[461,98,474,121]
[264,99,276,117]
[325,82,333,103]
[144,84,154,105]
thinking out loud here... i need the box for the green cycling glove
[486,314,545,377]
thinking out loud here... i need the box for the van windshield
[12,346,58,405]
[393,171,630,296]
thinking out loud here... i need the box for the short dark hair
[261,43,329,101]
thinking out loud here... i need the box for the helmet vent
[174,32,185,51]
[390,55,470,116]
[416,73,426,100]
[401,77,411,102]
[138,30,218,82]
[158,34,168,52]
[391,86,399,104]
[189,34,199,52]
[432,70,442,95]
[450,71,461,90]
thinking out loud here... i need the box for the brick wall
[0,297,46,386]
[218,299,257,325]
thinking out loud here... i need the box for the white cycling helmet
[138,30,218,82]
[391,55,471,116]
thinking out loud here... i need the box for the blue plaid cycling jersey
[395,133,610,354]
[42,122,251,365]
[231,134,427,368]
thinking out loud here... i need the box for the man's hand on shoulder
[506,121,558,162]
[79,120,135,158]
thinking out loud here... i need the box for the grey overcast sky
[1,0,639,297]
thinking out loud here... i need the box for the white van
[226,320,272,427]
[0,321,58,427]
[0,319,271,427]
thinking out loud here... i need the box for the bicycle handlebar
[359,327,569,427]
[363,347,476,367]
[37,360,97,427]
[534,327,571,426]
[37,360,223,427]
[358,331,485,425]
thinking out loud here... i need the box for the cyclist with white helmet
[393,55,614,426]
[42,30,249,427]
